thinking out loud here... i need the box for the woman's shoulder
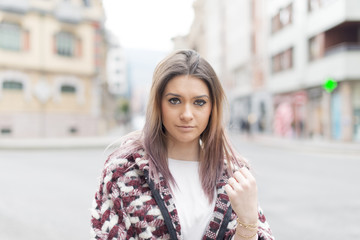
[104,131,143,161]
[105,130,143,152]
[104,147,146,172]
[98,149,148,191]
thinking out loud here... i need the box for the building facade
[267,0,360,141]
[224,0,271,135]
[176,0,271,135]
[0,0,107,138]
[106,32,127,97]
[178,0,360,142]
[104,31,129,127]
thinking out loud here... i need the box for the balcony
[54,1,83,24]
[306,43,360,87]
[307,0,360,36]
[325,42,360,57]
[0,0,29,14]
[306,19,360,86]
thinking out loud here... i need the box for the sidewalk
[0,136,119,150]
[230,133,360,155]
[0,126,131,150]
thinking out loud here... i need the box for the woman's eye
[194,99,206,106]
[169,98,181,105]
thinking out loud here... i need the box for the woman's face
[161,75,212,146]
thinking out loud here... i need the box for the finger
[224,184,236,198]
[227,177,237,189]
[238,165,254,180]
[228,177,243,193]
[233,171,246,183]
[238,167,257,187]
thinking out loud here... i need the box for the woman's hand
[224,167,258,224]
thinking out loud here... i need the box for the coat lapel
[203,170,232,240]
[134,152,182,240]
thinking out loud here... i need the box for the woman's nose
[180,104,193,121]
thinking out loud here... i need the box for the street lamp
[34,78,52,137]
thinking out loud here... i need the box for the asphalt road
[0,147,106,240]
[0,136,359,239]
[230,134,360,239]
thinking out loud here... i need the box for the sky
[102,0,195,51]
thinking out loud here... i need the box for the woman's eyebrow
[164,93,181,97]
[164,93,210,99]
[194,95,210,99]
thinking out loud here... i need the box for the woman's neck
[167,139,200,161]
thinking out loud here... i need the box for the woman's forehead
[163,75,210,95]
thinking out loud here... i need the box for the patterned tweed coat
[90,149,274,240]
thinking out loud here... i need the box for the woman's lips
[177,126,195,131]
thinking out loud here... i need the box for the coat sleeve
[90,157,133,240]
[256,205,274,240]
[225,205,275,240]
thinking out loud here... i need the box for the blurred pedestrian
[240,118,250,137]
[90,50,274,240]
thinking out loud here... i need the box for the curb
[230,134,360,155]
[0,137,119,150]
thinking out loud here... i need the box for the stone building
[0,0,108,138]
[267,0,360,141]
[176,0,360,141]
[175,0,271,135]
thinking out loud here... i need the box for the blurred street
[0,133,359,240]
[230,134,360,240]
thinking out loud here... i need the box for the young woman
[91,49,274,240]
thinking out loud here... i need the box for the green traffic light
[323,78,338,93]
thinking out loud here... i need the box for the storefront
[306,87,324,139]
[251,91,272,134]
[352,81,360,141]
[331,89,342,140]
[273,91,307,138]
[230,96,251,132]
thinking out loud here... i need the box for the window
[0,22,21,51]
[2,80,23,90]
[61,84,76,93]
[55,31,81,57]
[69,127,78,134]
[271,3,293,33]
[83,0,91,7]
[308,0,337,12]
[53,76,84,104]
[1,128,12,135]
[309,34,325,61]
[272,48,293,73]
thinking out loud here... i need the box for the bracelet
[236,230,257,239]
[236,219,258,230]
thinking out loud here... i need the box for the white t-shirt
[168,158,216,240]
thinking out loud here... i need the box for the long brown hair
[142,49,244,202]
